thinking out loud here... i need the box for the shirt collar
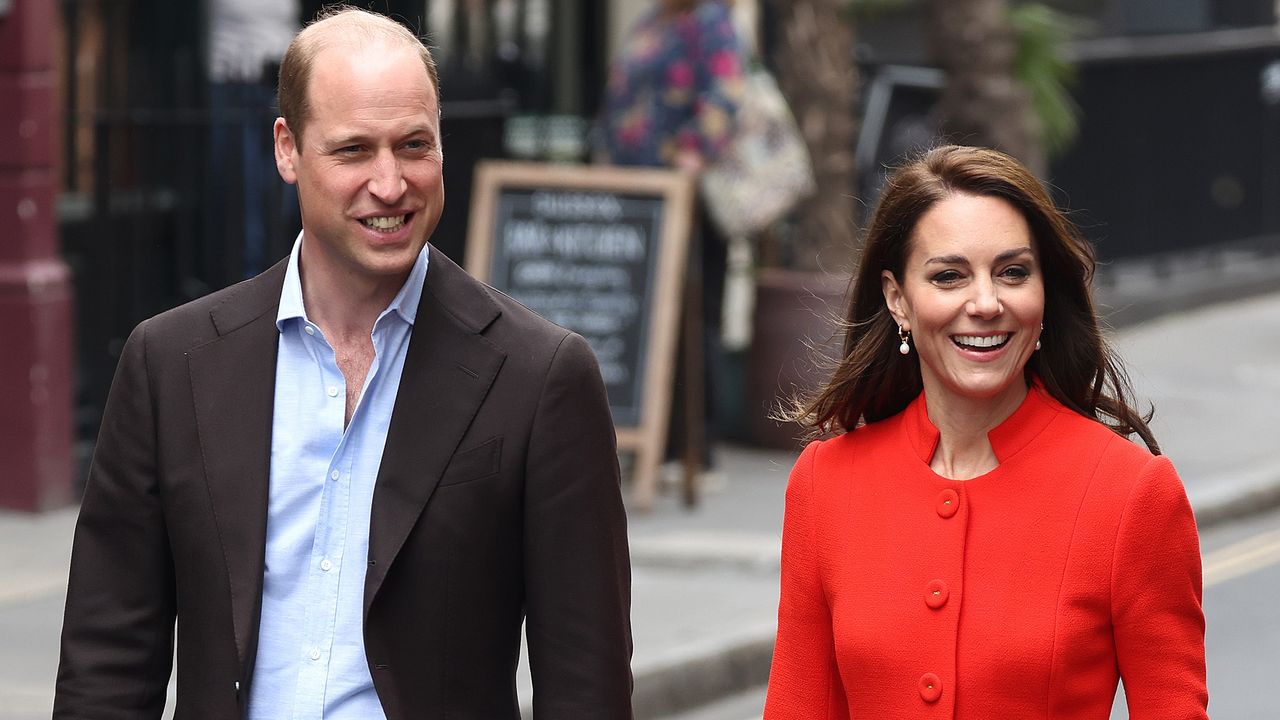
[276,232,431,331]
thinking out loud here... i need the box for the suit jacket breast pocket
[438,436,502,487]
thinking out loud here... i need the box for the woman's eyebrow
[925,247,1034,266]
[995,246,1035,263]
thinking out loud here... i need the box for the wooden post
[680,229,705,509]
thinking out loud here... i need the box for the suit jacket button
[925,579,949,609]
[919,672,943,703]
[936,489,959,518]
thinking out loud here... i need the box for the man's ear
[881,269,910,330]
[274,117,299,185]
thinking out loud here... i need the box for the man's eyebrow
[322,126,438,149]
[320,132,368,149]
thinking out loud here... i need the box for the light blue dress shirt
[247,235,428,719]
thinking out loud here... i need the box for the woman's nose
[967,279,1003,318]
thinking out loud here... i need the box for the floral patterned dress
[600,1,746,168]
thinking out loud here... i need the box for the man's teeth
[953,334,1008,348]
[362,215,406,231]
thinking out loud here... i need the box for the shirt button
[330,470,340,481]
[309,649,321,661]
[919,673,943,703]
[320,559,333,572]
[327,385,339,397]
[304,325,316,336]
[925,579,949,609]
[936,489,960,518]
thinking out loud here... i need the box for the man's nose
[367,151,406,203]
[966,278,1003,318]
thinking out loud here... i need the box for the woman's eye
[931,270,963,285]
[1001,265,1031,280]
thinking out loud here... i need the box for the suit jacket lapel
[365,247,505,610]
[187,261,286,669]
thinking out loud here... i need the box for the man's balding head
[276,6,440,145]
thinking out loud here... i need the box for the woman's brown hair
[786,145,1160,452]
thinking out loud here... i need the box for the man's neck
[297,242,409,343]
[306,283,395,343]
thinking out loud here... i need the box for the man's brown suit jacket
[54,246,634,719]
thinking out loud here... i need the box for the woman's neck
[923,380,1029,480]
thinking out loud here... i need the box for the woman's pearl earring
[1035,323,1044,351]
[898,326,911,355]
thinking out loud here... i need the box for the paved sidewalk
[4,284,1280,719]
[0,507,78,719]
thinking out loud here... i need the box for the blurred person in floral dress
[600,0,746,483]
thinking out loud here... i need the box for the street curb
[1096,240,1280,330]
[1193,475,1280,530]
[632,627,775,720]
[1102,271,1280,330]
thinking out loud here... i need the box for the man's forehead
[311,39,423,75]
[308,41,436,103]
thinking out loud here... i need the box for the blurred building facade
[856,0,1280,262]
[22,0,1280,469]
[50,0,610,454]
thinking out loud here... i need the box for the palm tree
[766,0,860,271]
[926,0,1045,174]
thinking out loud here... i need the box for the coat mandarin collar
[902,381,1062,466]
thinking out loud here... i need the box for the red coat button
[936,489,959,518]
[925,579,949,609]
[919,672,943,703]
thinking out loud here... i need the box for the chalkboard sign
[466,161,695,508]
[483,187,660,425]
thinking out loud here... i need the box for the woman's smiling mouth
[952,333,1010,351]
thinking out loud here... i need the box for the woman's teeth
[953,333,1009,349]
[362,215,406,231]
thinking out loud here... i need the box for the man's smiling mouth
[361,214,408,232]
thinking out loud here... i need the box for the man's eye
[403,139,435,154]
